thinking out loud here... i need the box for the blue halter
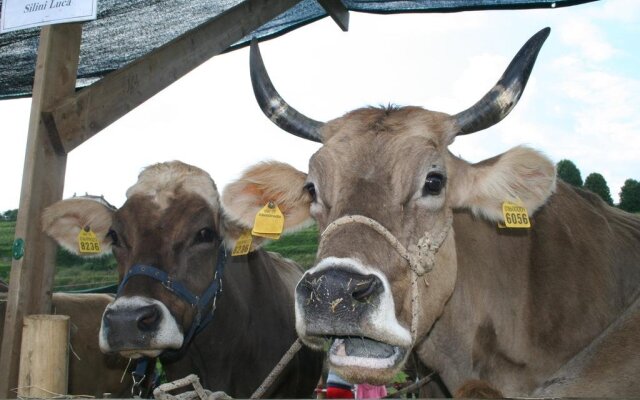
[116,243,228,351]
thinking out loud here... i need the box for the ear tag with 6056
[498,201,531,229]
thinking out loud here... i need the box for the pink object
[356,384,387,399]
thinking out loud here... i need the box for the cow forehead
[310,108,451,199]
[126,161,220,211]
[321,106,455,144]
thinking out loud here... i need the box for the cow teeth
[331,338,347,356]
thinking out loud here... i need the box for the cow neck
[317,210,453,343]
[116,242,228,358]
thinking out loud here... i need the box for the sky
[0,0,638,212]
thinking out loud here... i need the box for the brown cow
[219,29,640,397]
[0,290,130,397]
[42,161,323,398]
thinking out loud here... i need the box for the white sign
[1,0,97,33]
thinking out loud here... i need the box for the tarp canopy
[0,0,595,100]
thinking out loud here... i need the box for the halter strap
[116,243,228,353]
[317,210,453,342]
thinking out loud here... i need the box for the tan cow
[220,28,640,397]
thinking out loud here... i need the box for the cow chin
[328,337,409,384]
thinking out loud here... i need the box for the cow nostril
[352,277,381,302]
[137,305,161,332]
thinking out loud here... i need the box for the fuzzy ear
[448,146,557,222]
[221,161,313,248]
[42,197,116,256]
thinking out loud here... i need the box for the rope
[317,211,453,343]
[150,339,303,400]
[250,338,303,398]
[319,212,453,277]
[12,385,94,399]
[384,372,436,398]
[153,374,231,400]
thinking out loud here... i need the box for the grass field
[0,221,14,282]
[0,220,318,291]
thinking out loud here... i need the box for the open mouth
[329,337,405,370]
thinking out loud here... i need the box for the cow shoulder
[221,161,313,247]
[42,197,115,255]
[447,145,556,221]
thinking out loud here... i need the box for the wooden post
[17,315,70,398]
[0,23,81,398]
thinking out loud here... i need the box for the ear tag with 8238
[77,226,101,254]
[232,231,253,256]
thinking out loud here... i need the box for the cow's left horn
[250,39,324,143]
[453,27,550,136]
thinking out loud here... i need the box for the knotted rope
[317,210,453,342]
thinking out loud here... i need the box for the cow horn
[250,39,324,143]
[452,27,550,136]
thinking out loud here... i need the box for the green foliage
[619,179,640,213]
[556,159,583,187]
[584,172,613,205]
[264,224,318,269]
[1,209,18,221]
[0,220,15,281]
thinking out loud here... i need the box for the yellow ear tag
[500,201,531,229]
[252,201,284,239]
[232,231,253,256]
[77,226,101,254]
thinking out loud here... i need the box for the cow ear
[42,197,116,256]
[448,146,556,222]
[221,161,312,248]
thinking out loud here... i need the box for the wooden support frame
[0,23,82,398]
[0,0,304,396]
[318,0,349,31]
[44,0,303,154]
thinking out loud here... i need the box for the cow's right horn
[250,39,324,143]
[452,27,550,136]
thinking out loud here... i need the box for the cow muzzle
[99,296,183,358]
[295,259,412,384]
[295,212,453,383]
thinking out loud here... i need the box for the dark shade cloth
[0,0,596,100]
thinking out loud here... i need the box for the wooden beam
[318,0,349,31]
[45,0,303,154]
[0,23,82,398]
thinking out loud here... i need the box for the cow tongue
[332,337,395,359]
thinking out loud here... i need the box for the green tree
[1,209,18,221]
[584,173,613,205]
[556,159,583,187]
[619,179,640,213]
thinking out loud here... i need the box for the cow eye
[194,228,216,244]
[304,182,317,202]
[424,172,445,196]
[107,229,120,247]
